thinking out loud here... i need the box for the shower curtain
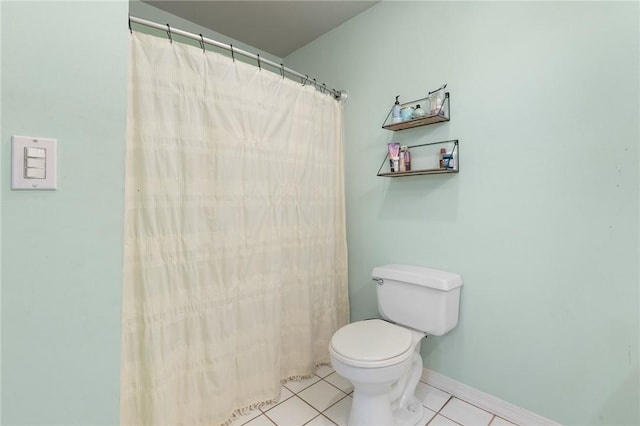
[120,32,348,425]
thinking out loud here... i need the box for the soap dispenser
[391,96,401,123]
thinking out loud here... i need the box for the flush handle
[372,277,384,285]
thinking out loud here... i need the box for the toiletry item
[442,149,456,169]
[388,142,400,172]
[442,152,453,169]
[439,148,446,168]
[401,145,411,171]
[447,151,457,169]
[412,105,426,118]
[399,154,406,172]
[428,84,447,115]
[391,96,401,123]
[400,106,414,121]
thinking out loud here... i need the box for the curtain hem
[220,361,333,426]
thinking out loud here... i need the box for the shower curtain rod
[129,16,348,102]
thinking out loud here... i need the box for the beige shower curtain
[120,32,348,425]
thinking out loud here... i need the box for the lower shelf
[377,139,459,178]
[377,168,458,177]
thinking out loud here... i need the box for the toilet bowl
[330,319,427,426]
[329,264,463,426]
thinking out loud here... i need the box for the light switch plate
[11,135,57,190]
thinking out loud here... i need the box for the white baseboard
[421,368,561,426]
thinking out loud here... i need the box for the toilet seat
[330,319,415,368]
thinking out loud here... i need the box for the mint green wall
[1,1,128,424]
[286,2,639,425]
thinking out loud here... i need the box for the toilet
[329,264,463,426]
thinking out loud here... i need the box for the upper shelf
[382,93,450,131]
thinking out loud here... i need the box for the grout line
[302,413,338,426]
[320,376,351,395]
[257,414,277,425]
[320,391,350,414]
[441,395,502,424]
[438,395,454,412]
[296,394,324,417]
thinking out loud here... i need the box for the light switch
[26,157,46,169]
[25,167,46,179]
[25,147,46,158]
[11,135,57,190]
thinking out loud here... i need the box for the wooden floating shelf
[377,168,458,177]
[382,114,449,131]
[376,140,459,178]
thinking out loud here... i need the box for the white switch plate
[12,135,57,190]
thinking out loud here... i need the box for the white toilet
[329,264,463,426]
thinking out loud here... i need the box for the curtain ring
[280,63,285,79]
[257,54,261,70]
[322,83,327,93]
[199,33,205,53]
[302,75,309,86]
[230,44,235,62]
[166,24,172,43]
[128,16,132,34]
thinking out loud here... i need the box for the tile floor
[229,365,519,426]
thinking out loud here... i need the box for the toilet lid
[330,319,413,363]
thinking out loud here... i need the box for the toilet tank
[372,264,463,336]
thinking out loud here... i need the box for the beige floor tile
[439,398,493,426]
[490,416,518,426]
[415,381,452,412]
[243,414,277,425]
[323,372,353,393]
[304,414,337,426]
[322,395,352,426]
[264,395,320,425]
[299,380,349,412]
[428,414,461,426]
[284,375,322,393]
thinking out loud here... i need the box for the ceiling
[143,1,379,58]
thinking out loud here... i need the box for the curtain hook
[166,24,172,43]
[128,15,132,34]
[199,33,205,53]
[302,75,309,86]
[257,54,261,71]
[230,44,235,62]
[322,83,327,93]
[280,63,285,79]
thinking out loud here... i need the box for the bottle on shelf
[401,146,411,171]
[391,96,401,123]
[442,151,455,169]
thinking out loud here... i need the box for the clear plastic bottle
[391,96,401,123]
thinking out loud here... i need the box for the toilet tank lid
[372,264,463,291]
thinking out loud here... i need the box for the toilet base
[392,396,427,426]
[349,382,395,426]
[348,389,427,426]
